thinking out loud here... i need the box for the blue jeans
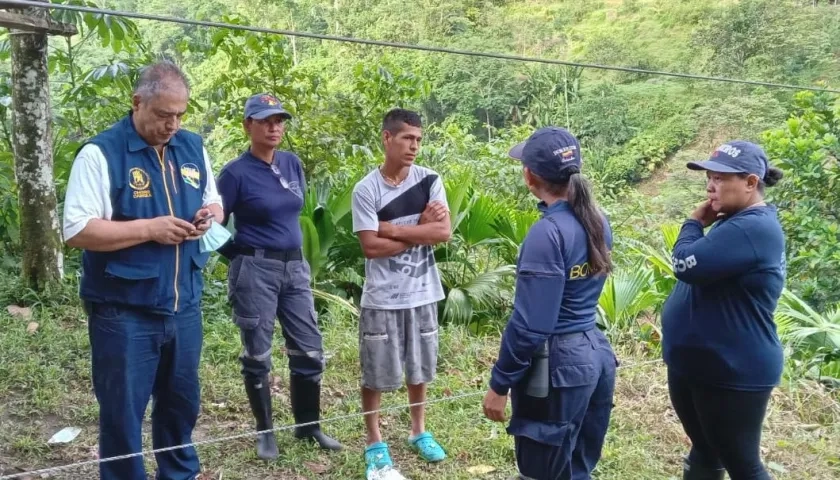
[87,302,203,480]
[509,329,617,480]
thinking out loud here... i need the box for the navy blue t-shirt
[662,205,786,391]
[490,200,613,396]
[216,150,306,251]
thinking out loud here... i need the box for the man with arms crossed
[351,109,451,479]
[62,60,223,480]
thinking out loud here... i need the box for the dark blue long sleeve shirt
[662,205,786,391]
[490,200,613,396]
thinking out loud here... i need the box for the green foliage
[597,115,696,191]
[0,72,17,252]
[0,0,838,395]
[203,24,430,177]
[761,91,840,309]
[776,288,840,385]
[691,0,835,82]
[597,261,659,333]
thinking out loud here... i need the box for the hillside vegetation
[0,0,839,479]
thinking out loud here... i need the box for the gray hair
[133,60,191,100]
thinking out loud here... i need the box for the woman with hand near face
[662,140,786,480]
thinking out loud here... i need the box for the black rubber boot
[290,375,343,451]
[683,456,725,480]
[244,375,279,460]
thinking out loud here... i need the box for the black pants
[668,371,773,480]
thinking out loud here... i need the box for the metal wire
[2,0,840,94]
[0,359,665,479]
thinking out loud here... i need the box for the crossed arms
[357,201,451,259]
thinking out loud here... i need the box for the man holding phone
[62,60,222,480]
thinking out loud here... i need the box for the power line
[2,0,840,95]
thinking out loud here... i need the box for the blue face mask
[200,221,232,253]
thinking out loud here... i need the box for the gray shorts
[359,303,439,392]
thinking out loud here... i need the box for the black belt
[237,246,303,261]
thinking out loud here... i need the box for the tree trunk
[10,1,64,290]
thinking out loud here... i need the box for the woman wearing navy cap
[216,93,342,461]
[662,140,786,480]
[483,126,618,480]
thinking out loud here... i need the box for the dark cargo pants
[508,328,618,480]
[227,249,325,382]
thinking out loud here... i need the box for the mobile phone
[193,213,214,226]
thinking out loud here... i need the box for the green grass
[1,281,839,480]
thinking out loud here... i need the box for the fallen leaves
[304,461,331,474]
[7,305,32,320]
[466,464,497,475]
[6,305,38,334]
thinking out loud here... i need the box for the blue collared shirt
[217,150,307,251]
[490,200,613,395]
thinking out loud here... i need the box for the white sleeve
[201,147,223,208]
[430,174,449,211]
[351,184,380,233]
[62,144,112,241]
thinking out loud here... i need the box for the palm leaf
[775,288,840,350]
[460,265,516,307]
[662,223,681,250]
[493,207,539,245]
[312,287,359,317]
[442,287,473,325]
[326,177,357,224]
[457,193,504,247]
[441,265,516,324]
[299,216,322,278]
[444,170,473,227]
[598,263,658,331]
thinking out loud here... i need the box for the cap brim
[686,159,742,173]
[508,141,526,160]
[249,109,292,120]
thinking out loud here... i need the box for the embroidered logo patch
[129,168,151,199]
[261,95,279,106]
[180,163,200,189]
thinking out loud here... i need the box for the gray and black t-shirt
[351,165,448,310]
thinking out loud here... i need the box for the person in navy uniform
[662,141,786,480]
[483,127,618,480]
[61,60,224,480]
[215,93,342,461]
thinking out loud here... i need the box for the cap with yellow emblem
[244,93,292,121]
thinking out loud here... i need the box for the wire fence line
[2,0,840,95]
[0,359,665,479]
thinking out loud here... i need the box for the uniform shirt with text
[490,200,613,396]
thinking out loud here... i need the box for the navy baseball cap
[244,93,292,121]
[508,126,582,182]
[687,140,769,179]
